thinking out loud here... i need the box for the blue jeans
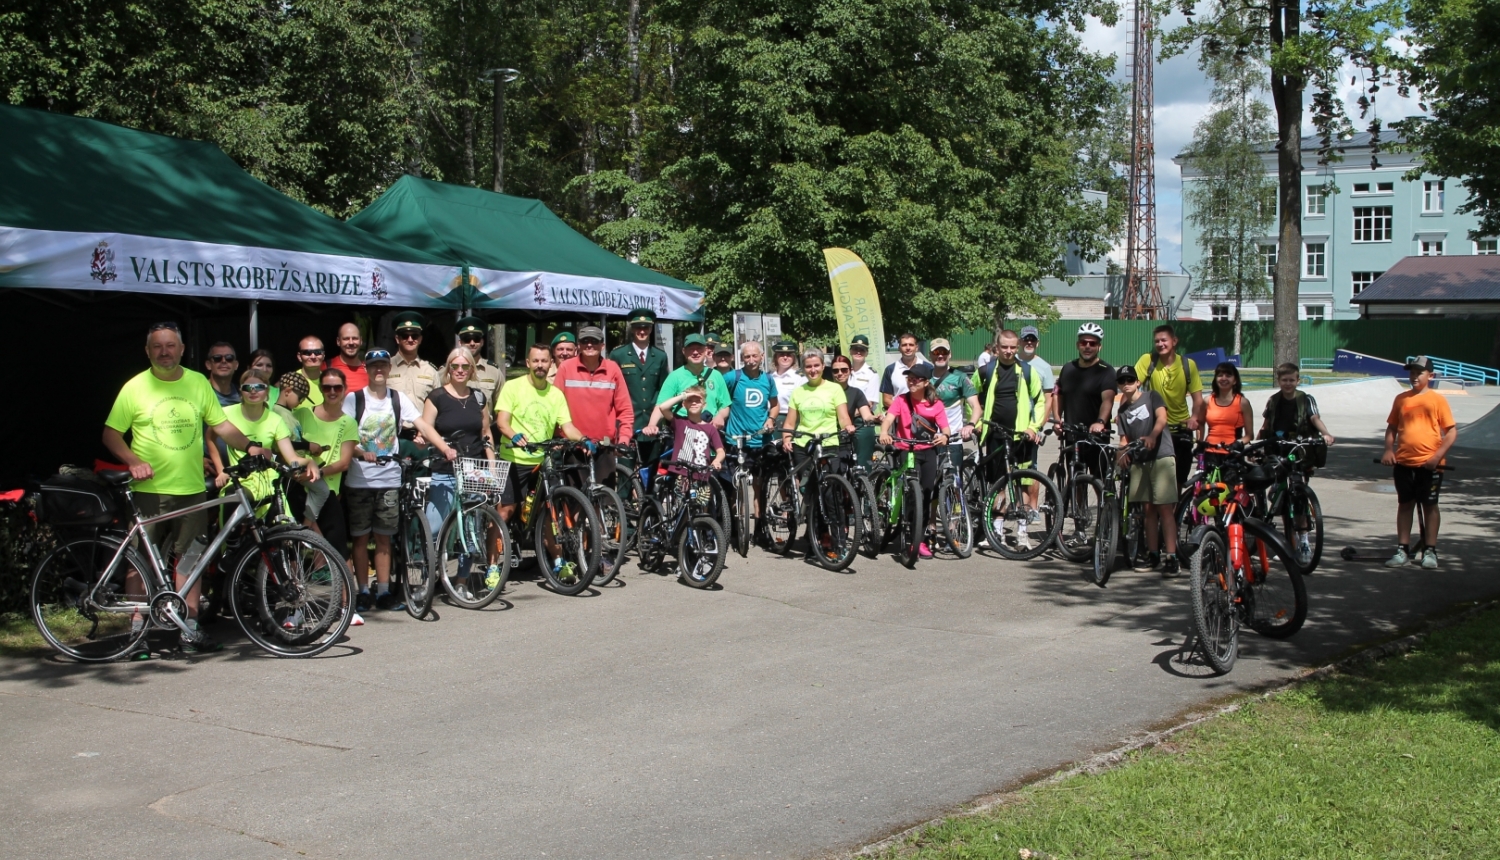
[425,472,456,537]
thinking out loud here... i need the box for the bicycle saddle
[99,470,134,487]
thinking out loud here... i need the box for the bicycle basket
[456,458,509,496]
[37,473,117,526]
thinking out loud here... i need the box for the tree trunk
[1270,0,1303,367]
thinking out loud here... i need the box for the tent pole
[249,300,260,351]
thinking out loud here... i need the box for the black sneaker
[356,591,375,612]
[1160,554,1180,578]
[375,591,405,612]
[181,632,223,654]
[1132,551,1160,572]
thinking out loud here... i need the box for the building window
[1305,185,1326,216]
[1259,244,1277,278]
[1256,303,1276,320]
[1211,304,1230,322]
[1477,238,1498,255]
[1423,180,1445,213]
[1378,181,1394,192]
[1353,182,1370,194]
[1304,305,1326,321]
[1304,242,1326,277]
[1421,239,1445,256]
[1351,271,1383,295]
[1352,206,1393,242]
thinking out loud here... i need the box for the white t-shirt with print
[342,389,420,489]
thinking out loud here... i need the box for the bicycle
[973,422,1062,561]
[1258,437,1326,574]
[764,430,861,571]
[1047,423,1109,563]
[1185,440,1309,674]
[386,453,438,619]
[571,440,628,587]
[511,438,604,595]
[873,440,929,569]
[845,443,884,561]
[1088,438,1146,587]
[30,456,354,660]
[724,433,765,558]
[931,444,973,558]
[432,457,511,609]
[635,465,729,587]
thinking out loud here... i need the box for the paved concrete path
[4,442,1498,860]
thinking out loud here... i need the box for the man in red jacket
[554,325,635,485]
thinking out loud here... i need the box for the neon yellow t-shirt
[294,406,358,493]
[1134,353,1202,426]
[788,381,846,448]
[222,404,290,467]
[495,380,573,465]
[104,369,227,496]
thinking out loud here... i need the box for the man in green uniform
[457,315,505,402]
[608,308,670,434]
[547,330,577,384]
[103,322,256,653]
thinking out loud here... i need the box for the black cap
[1115,365,1139,383]
[906,363,933,381]
[1405,355,1434,373]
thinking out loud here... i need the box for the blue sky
[1078,13,1424,272]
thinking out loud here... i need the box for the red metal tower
[1121,0,1166,320]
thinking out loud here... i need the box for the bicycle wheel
[734,475,754,558]
[896,478,923,568]
[536,486,602,595]
[1248,548,1308,639]
[1056,475,1104,563]
[30,535,149,662]
[763,466,798,555]
[1123,503,1146,568]
[591,486,628,587]
[617,464,645,551]
[678,515,727,588]
[401,510,436,619]
[636,498,666,573]
[436,504,509,609]
[870,467,896,552]
[936,475,973,558]
[810,474,859,571]
[980,469,1060,561]
[1280,485,1324,574]
[1090,498,1117,587]
[708,477,734,541]
[1189,530,1238,675]
[853,473,882,559]
[229,527,355,657]
[1044,463,1067,549]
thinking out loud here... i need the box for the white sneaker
[992,517,1004,537]
[1383,548,1410,568]
[349,612,365,627]
[1420,547,1438,570]
[1015,531,1032,551]
[282,608,304,630]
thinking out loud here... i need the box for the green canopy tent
[0,105,466,334]
[349,175,705,322]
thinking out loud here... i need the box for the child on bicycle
[650,387,726,479]
[878,363,950,558]
[1381,356,1457,570]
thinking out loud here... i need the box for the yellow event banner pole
[823,248,886,374]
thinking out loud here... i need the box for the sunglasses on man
[209,354,236,363]
[299,349,325,356]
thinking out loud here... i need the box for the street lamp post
[481,68,521,193]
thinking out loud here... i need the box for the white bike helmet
[1077,322,1104,339]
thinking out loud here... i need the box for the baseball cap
[1019,325,1040,340]
[1115,365,1139,383]
[714,341,734,355]
[905,363,934,380]
[577,325,605,342]
[929,338,952,353]
[1405,355,1434,373]
[683,333,709,348]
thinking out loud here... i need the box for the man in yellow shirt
[103,322,255,652]
[1133,324,1203,490]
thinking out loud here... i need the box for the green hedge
[1,503,52,615]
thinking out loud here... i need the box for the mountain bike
[1047,422,1108,563]
[932,445,973,558]
[724,433,764,558]
[1185,440,1309,674]
[765,430,861,571]
[636,465,728,587]
[875,440,929,569]
[1088,438,1145,587]
[1258,437,1326,574]
[31,456,354,660]
[390,453,438,619]
[570,440,628,587]
[511,439,605,595]
[973,422,1061,561]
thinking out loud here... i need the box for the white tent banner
[0,227,463,306]
[471,266,705,321]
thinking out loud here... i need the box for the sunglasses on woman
[321,383,345,392]
[240,383,268,393]
[448,363,473,371]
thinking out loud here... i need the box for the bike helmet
[1077,322,1105,340]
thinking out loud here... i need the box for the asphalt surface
[5,397,1499,860]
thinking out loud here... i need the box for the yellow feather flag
[823,248,886,374]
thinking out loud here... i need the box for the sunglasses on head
[149,321,180,334]
[210,354,236,363]
[299,349,325,356]
[240,382,268,393]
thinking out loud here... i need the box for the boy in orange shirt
[1380,356,1458,569]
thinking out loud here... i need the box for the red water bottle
[1228,522,1246,570]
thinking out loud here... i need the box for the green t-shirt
[222,404,290,467]
[1133,353,1202,426]
[788,381,846,448]
[294,406,358,493]
[494,380,573,465]
[105,369,227,496]
[656,365,731,418]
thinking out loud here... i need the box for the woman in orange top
[1195,362,1254,461]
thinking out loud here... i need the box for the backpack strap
[354,390,365,423]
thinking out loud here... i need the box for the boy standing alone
[1381,356,1457,570]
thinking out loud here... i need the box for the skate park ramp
[1456,400,1500,450]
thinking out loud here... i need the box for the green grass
[879,608,1500,859]
[0,609,49,658]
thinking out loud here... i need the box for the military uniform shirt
[609,343,670,430]
[387,354,440,410]
[847,364,882,414]
[472,358,505,403]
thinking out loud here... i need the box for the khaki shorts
[135,492,208,555]
[1129,457,1178,505]
[345,487,399,537]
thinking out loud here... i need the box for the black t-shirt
[844,386,871,427]
[428,387,487,473]
[1272,395,1299,437]
[1057,359,1116,428]
[984,362,1020,433]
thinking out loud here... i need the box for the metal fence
[945,320,1498,370]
